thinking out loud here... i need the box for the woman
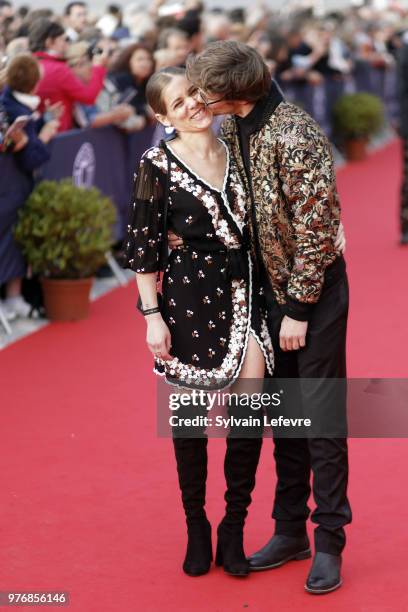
[108,44,155,119]
[65,42,136,130]
[0,54,59,172]
[0,53,59,319]
[29,18,106,132]
[124,67,274,578]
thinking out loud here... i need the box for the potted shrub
[333,92,384,161]
[15,179,116,321]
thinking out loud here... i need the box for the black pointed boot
[216,436,263,577]
[173,437,213,576]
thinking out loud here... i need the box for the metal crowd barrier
[280,62,399,136]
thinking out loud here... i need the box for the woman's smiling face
[156,75,213,133]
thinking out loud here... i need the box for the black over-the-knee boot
[173,437,213,576]
[216,435,263,576]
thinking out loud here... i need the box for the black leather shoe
[305,552,342,594]
[248,534,311,571]
[183,519,213,577]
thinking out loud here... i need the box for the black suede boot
[173,437,213,576]
[216,436,263,577]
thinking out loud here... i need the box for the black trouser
[401,138,408,235]
[266,257,352,555]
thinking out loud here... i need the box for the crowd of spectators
[1,1,406,136]
[1,0,407,322]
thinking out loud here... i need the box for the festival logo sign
[73,142,95,188]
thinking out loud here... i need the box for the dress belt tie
[180,240,249,282]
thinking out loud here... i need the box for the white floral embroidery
[138,149,275,389]
[157,274,250,389]
[259,316,275,375]
[164,145,241,249]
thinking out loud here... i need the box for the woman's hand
[168,230,184,249]
[146,313,172,360]
[44,99,64,121]
[39,119,60,143]
[112,103,134,124]
[9,128,28,151]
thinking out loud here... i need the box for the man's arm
[276,110,342,350]
[277,110,341,321]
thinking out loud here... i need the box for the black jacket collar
[236,80,284,135]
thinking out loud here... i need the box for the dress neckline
[164,138,230,194]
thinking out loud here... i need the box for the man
[157,27,191,67]
[397,32,408,244]
[170,41,351,594]
[64,1,88,42]
[0,0,12,25]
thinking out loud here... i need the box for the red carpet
[1,140,408,611]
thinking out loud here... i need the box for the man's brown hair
[7,54,41,93]
[186,41,271,102]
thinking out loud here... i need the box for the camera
[84,40,101,60]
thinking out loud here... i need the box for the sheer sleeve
[123,154,166,273]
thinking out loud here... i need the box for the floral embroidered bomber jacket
[220,91,342,321]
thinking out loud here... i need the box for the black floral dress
[124,139,274,390]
